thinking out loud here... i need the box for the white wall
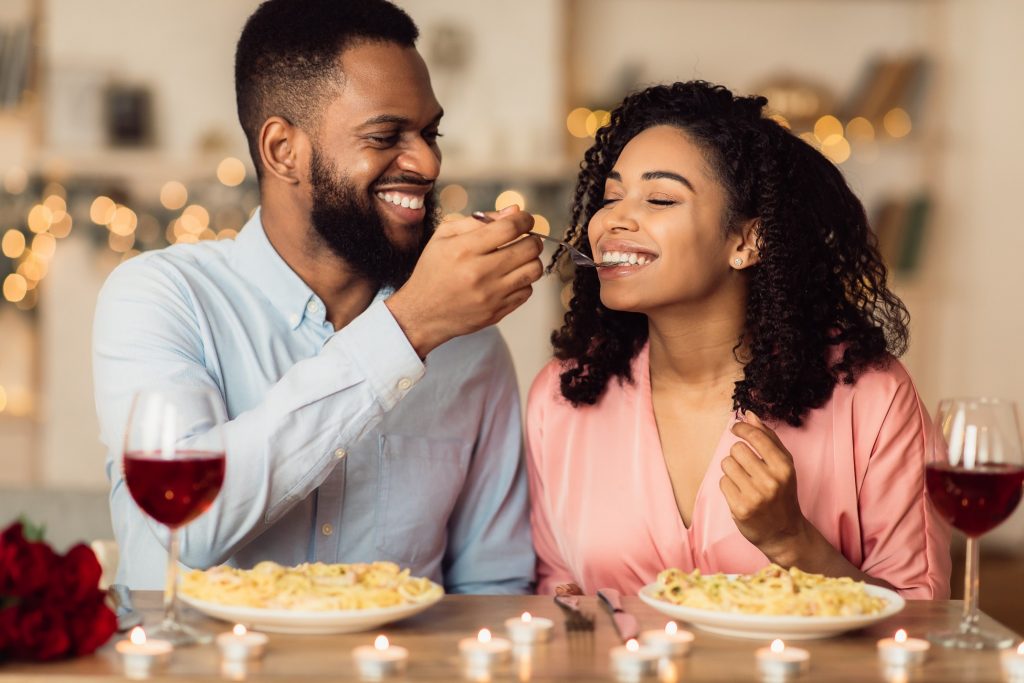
[930,0,1024,403]
[44,0,259,169]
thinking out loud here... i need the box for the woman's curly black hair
[551,80,910,426]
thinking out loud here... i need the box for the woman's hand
[555,582,584,596]
[719,411,812,565]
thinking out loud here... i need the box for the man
[93,0,543,592]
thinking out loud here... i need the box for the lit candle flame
[130,627,147,645]
[233,624,247,637]
[665,621,678,635]
[478,628,492,643]
[521,612,532,623]
[626,639,639,653]
[1017,642,1024,656]
[770,639,785,654]
[895,629,907,644]
[375,635,389,651]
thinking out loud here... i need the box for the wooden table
[2,593,1018,682]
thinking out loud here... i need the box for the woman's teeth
[376,192,424,210]
[601,251,653,266]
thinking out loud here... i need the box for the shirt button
[288,313,299,326]
[398,378,412,391]
[334,448,347,459]
[321,523,333,536]
[307,301,320,314]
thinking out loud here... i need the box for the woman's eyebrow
[642,170,695,192]
[605,170,695,193]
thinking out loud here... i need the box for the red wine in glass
[123,386,227,647]
[124,450,225,528]
[926,397,1024,650]
[925,462,1024,536]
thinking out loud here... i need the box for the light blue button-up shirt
[93,210,534,592]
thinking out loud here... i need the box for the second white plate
[638,582,904,640]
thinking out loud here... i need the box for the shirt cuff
[326,298,425,411]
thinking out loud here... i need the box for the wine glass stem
[162,528,181,629]
[960,535,981,633]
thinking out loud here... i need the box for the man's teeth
[376,192,424,210]
[601,251,653,266]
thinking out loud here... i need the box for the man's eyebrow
[604,170,695,193]
[360,110,444,128]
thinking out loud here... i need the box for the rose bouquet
[0,519,117,661]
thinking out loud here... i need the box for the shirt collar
[231,208,317,329]
[230,208,395,330]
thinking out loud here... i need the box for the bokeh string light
[0,157,259,311]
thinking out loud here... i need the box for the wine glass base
[927,628,1014,650]
[146,619,213,647]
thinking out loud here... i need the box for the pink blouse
[525,344,951,599]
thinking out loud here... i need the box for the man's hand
[385,205,543,358]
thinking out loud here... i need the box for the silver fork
[554,594,596,632]
[470,211,614,268]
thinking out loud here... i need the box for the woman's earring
[733,258,743,267]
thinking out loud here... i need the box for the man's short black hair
[235,0,419,179]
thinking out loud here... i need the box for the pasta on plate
[180,560,443,611]
[650,563,887,617]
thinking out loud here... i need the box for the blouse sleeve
[857,363,952,598]
[525,362,578,595]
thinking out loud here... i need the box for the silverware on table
[470,211,615,269]
[108,583,144,632]
[597,587,640,642]
[554,594,595,632]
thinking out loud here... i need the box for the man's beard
[309,148,437,289]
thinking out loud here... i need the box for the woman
[526,81,950,598]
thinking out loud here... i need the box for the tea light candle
[640,621,695,658]
[352,635,408,680]
[756,639,809,679]
[610,638,659,680]
[1001,642,1024,681]
[115,627,172,679]
[876,629,929,667]
[505,612,554,645]
[459,628,512,669]
[217,624,269,661]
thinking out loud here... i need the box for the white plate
[638,582,904,640]
[179,590,444,635]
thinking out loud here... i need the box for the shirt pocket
[375,434,472,567]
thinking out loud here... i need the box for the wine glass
[123,386,227,646]
[926,397,1024,649]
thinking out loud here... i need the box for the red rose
[48,544,103,606]
[11,603,70,661]
[0,523,28,594]
[0,520,116,661]
[0,606,18,656]
[0,524,57,598]
[66,592,117,656]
